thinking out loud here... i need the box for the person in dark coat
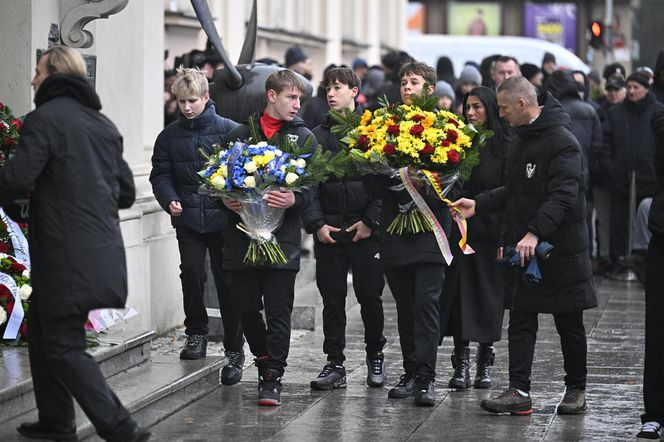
[0,46,149,441]
[369,50,414,109]
[301,64,337,130]
[652,50,664,104]
[546,70,603,259]
[150,68,246,383]
[301,67,386,391]
[221,70,316,407]
[601,71,664,269]
[452,76,597,416]
[440,86,512,391]
[635,110,664,440]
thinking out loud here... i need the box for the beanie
[603,62,626,80]
[285,46,307,68]
[520,63,541,81]
[434,80,456,102]
[456,65,482,87]
[626,71,651,89]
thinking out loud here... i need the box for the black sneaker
[258,369,283,406]
[220,351,245,385]
[636,421,664,441]
[414,380,435,407]
[310,362,347,390]
[556,387,586,415]
[366,352,387,387]
[17,421,77,441]
[480,387,533,415]
[179,334,207,360]
[388,373,417,398]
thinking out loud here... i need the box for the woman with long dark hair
[440,86,513,390]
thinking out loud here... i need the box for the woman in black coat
[440,86,513,390]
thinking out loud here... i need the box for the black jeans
[229,269,297,375]
[176,227,243,352]
[642,233,664,425]
[508,310,588,392]
[315,238,386,363]
[385,263,444,381]
[28,295,136,441]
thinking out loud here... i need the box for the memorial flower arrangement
[0,213,31,344]
[199,121,345,265]
[0,102,22,167]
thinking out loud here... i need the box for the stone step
[0,327,154,425]
[0,353,225,441]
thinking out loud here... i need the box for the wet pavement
[149,276,646,441]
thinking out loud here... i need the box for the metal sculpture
[190,0,312,122]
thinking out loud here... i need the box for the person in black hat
[520,63,543,90]
[541,52,556,85]
[284,46,314,81]
[603,62,626,82]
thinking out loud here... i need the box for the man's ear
[427,84,435,95]
[351,86,359,99]
[518,98,527,110]
[267,89,277,103]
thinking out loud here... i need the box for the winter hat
[520,63,541,81]
[603,62,626,80]
[456,65,482,87]
[285,46,307,68]
[542,52,556,65]
[352,58,368,70]
[434,80,456,102]
[626,71,651,89]
[605,77,626,91]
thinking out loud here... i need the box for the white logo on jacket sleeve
[287,134,299,143]
[526,163,536,179]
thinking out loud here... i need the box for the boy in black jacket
[150,68,246,385]
[222,70,317,406]
[302,67,386,390]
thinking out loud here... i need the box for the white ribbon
[0,208,30,270]
[0,272,23,340]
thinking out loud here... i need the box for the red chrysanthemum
[447,150,460,164]
[387,124,400,136]
[446,129,458,143]
[411,114,425,122]
[421,143,434,155]
[410,124,424,137]
[383,144,396,155]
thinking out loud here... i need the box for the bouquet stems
[386,209,433,235]
[244,238,288,266]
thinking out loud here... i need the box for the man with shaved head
[451,76,596,416]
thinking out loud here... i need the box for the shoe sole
[367,379,387,388]
[556,405,587,415]
[180,353,206,360]
[17,428,78,442]
[448,381,471,390]
[220,371,243,386]
[310,381,347,390]
[414,398,435,407]
[480,401,533,415]
[388,390,417,399]
[258,398,281,406]
[474,381,491,389]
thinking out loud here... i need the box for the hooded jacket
[150,101,238,233]
[0,74,135,318]
[475,93,596,313]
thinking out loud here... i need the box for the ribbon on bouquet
[399,167,454,265]
[0,272,23,340]
[421,170,475,256]
[0,208,30,270]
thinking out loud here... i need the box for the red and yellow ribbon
[421,170,475,256]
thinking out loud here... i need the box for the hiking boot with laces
[636,421,664,441]
[258,368,283,406]
[448,347,471,390]
[179,334,207,360]
[388,373,417,398]
[310,362,347,390]
[556,387,586,415]
[366,352,387,387]
[474,345,495,389]
[220,351,245,385]
[480,387,533,415]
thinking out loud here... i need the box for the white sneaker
[636,421,664,441]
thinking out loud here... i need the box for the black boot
[448,346,471,390]
[474,345,495,389]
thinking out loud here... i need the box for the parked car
[405,34,591,76]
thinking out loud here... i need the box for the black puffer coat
[302,111,381,238]
[222,112,317,271]
[601,92,664,198]
[150,101,238,233]
[475,93,596,313]
[0,74,135,318]
[649,110,664,236]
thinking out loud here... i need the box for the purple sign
[524,3,577,53]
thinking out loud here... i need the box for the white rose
[296,158,306,168]
[289,159,299,167]
[0,253,7,259]
[0,307,6,325]
[285,172,299,185]
[255,141,268,147]
[274,149,283,156]
[244,176,256,188]
[243,161,257,173]
[22,270,30,279]
[19,284,32,301]
[211,175,226,190]
[279,165,286,173]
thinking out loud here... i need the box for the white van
[405,34,591,76]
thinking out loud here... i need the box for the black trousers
[27,295,136,441]
[508,310,588,392]
[229,269,297,375]
[176,227,243,352]
[314,238,386,363]
[642,233,664,425]
[385,263,444,381]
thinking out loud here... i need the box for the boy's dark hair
[323,67,361,89]
[398,62,436,86]
[265,69,308,95]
